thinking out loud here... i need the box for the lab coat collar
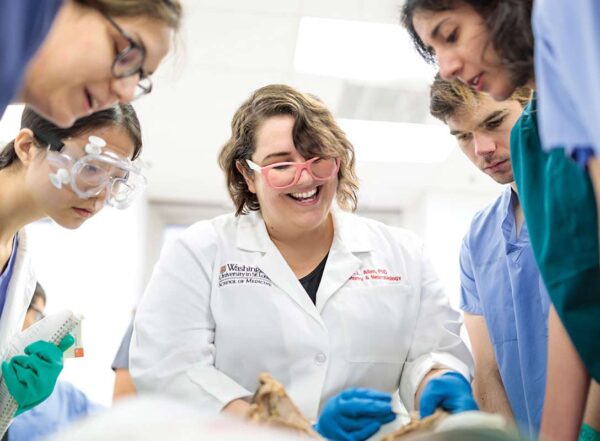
[330,208,374,253]
[0,230,35,357]
[235,209,375,253]
[235,209,374,317]
[315,209,371,311]
[235,211,270,253]
[236,212,325,327]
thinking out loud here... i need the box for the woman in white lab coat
[131,84,476,441]
[0,104,145,416]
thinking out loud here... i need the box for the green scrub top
[510,96,600,381]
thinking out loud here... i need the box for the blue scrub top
[8,381,102,441]
[111,320,133,370]
[459,186,550,437]
[0,0,63,118]
[0,235,19,320]
[533,0,600,163]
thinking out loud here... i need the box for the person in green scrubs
[401,1,600,440]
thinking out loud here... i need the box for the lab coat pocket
[338,284,413,364]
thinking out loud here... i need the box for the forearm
[541,306,590,441]
[463,313,512,420]
[112,368,136,402]
[472,370,514,422]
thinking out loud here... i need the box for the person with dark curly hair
[401,2,600,440]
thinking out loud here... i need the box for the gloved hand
[314,388,396,441]
[1,334,74,415]
[419,371,478,419]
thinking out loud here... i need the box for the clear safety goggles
[38,133,147,209]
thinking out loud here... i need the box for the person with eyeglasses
[0,0,182,129]
[0,103,146,422]
[6,283,102,441]
[130,84,476,441]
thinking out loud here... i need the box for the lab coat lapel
[236,213,325,328]
[258,246,325,327]
[316,211,372,312]
[0,231,35,356]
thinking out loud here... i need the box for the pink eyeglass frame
[245,157,340,189]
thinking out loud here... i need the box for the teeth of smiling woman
[290,188,317,199]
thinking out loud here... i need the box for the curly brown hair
[218,84,359,216]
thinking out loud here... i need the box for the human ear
[236,160,256,194]
[13,129,39,166]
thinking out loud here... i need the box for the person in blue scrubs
[429,76,546,437]
[0,0,182,128]
[0,1,62,120]
[8,283,103,441]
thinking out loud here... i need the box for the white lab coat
[0,230,36,357]
[131,210,473,420]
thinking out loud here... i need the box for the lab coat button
[315,352,327,364]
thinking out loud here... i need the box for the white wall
[414,191,502,309]
[26,198,148,406]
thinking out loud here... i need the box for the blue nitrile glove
[1,334,74,415]
[314,388,396,441]
[419,371,478,419]
[580,423,600,441]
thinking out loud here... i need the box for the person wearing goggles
[0,104,143,418]
[131,84,475,441]
[43,132,146,210]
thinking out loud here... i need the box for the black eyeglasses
[103,13,153,100]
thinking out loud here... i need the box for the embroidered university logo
[218,263,273,287]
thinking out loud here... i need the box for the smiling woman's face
[20,2,173,128]
[244,114,338,236]
[412,3,516,101]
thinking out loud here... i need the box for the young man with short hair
[429,76,547,437]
